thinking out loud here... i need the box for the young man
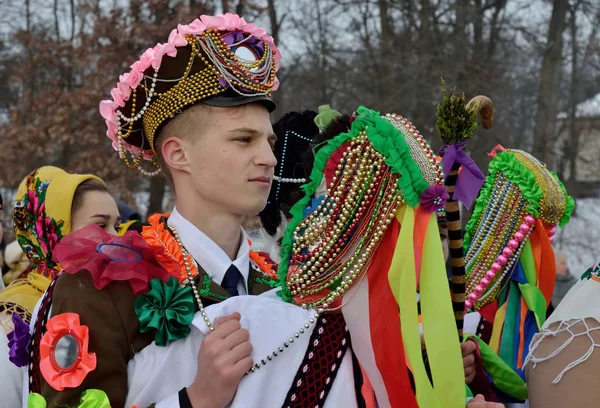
[24,13,282,407]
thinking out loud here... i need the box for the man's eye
[236,137,252,144]
[97,223,106,229]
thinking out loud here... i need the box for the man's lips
[249,176,272,185]
[250,177,273,188]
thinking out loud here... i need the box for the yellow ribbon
[388,207,465,407]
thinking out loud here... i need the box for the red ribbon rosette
[53,224,173,295]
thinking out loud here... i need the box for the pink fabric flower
[110,88,126,108]
[139,47,156,71]
[168,29,188,47]
[127,65,144,89]
[151,43,177,70]
[99,100,117,121]
[201,14,228,30]
[116,80,131,102]
[178,19,206,36]
[105,120,118,143]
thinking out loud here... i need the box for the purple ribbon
[219,31,266,91]
[439,141,485,210]
[7,313,31,367]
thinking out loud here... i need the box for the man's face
[184,103,277,217]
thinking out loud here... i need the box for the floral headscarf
[13,166,103,279]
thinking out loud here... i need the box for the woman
[0,166,120,408]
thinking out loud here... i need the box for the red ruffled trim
[53,225,172,295]
[249,250,278,279]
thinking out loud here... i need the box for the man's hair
[154,103,213,185]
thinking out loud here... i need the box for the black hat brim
[203,93,276,112]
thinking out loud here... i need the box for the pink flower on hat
[177,19,206,36]
[127,64,144,89]
[99,100,117,122]
[110,88,126,108]
[200,13,243,31]
[168,29,188,47]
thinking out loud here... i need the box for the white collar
[167,208,250,293]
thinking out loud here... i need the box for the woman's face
[440,228,449,263]
[70,191,121,235]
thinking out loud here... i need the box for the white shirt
[126,290,358,408]
[168,208,250,295]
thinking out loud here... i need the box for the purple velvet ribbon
[439,141,485,210]
[7,313,31,367]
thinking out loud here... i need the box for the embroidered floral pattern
[134,277,195,346]
[14,171,64,277]
[248,276,280,294]
[581,260,600,282]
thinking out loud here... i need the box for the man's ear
[161,137,191,174]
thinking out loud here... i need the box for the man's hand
[462,340,477,385]
[466,394,504,407]
[186,312,253,408]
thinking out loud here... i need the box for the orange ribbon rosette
[39,313,97,391]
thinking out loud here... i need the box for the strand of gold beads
[288,132,403,309]
[289,133,372,283]
[296,163,392,294]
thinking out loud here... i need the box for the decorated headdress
[259,110,319,236]
[464,146,574,379]
[277,107,465,407]
[0,167,103,319]
[100,13,281,176]
[13,167,104,280]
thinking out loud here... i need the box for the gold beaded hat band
[99,13,281,176]
[464,146,575,310]
[276,106,447,308]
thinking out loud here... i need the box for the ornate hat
[99,13,281,176]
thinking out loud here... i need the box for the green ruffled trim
[27,390,110,408]
[555,172,575,227]
[248,276,280,293]
[464,150,574,246]
[200,273,227,301]
[276,106,430,302]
